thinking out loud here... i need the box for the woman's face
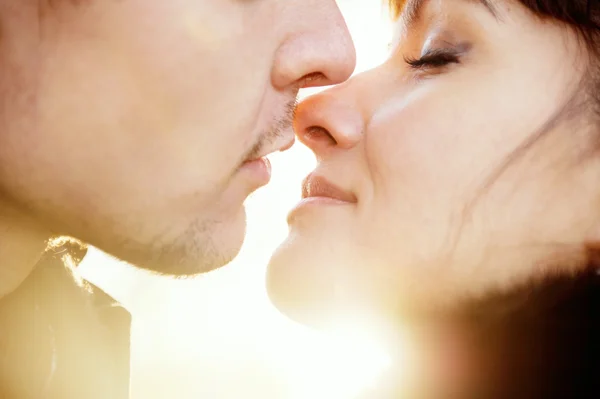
[267,0,600,329]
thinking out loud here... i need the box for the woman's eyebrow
[401,0,498,28]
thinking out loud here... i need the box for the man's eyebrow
[399,0,498,28]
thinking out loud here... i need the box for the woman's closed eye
[404,47,462,70]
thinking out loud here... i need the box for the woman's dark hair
[388,0,599,30]
[358,268,600,399]
[517,0,599,31]
[520,0,600,116]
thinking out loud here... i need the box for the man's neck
[0,204,49,299]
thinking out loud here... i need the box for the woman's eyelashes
[403,41,471,72]
[404,47,461,70]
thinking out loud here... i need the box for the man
[0,1,356,397]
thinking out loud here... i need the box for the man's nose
[294,87,364,160]
[271,0,356,90]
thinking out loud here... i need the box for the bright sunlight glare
[79,2,396,398]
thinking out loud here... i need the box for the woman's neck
[0,204,49,298]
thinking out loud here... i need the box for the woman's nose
[293,88,364,159]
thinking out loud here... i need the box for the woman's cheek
[366,91,470,199]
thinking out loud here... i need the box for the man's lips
[244,136,295,163]
[279,137,295,152]
[301,174,357,203]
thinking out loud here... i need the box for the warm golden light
[79,2,395,398]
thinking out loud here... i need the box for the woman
[267,0,600,397]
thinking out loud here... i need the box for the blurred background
[79,2,394,398]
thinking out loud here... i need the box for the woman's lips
[301,174,357,203]
[288,173,356,222]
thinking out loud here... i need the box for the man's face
[0,0,355,275]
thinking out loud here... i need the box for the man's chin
[102,217,247,277]
[133,248,238,277]
[109,235,241,277]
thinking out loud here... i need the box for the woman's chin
[266,235,338,328]
[266,232,398,332]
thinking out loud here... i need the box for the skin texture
[267,0,600,330]
[0,0,356,279]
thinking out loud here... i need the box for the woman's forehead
[389,0,498,22]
